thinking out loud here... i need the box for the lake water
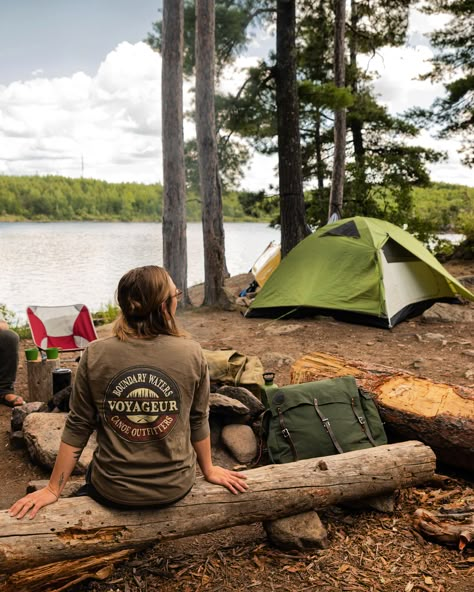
[0,221,280,320]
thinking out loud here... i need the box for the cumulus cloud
[366,45,444,113]
[359,8,473,187]
[0,42,168,182]
[0,18,472,190]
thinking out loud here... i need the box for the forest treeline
[0,175,252,223]
[0,175,472,235]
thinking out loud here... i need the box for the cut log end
[290,351,474,473]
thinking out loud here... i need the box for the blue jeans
[0,329,19,397]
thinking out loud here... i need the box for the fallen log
[413,507,474,550]
[0,440,435,590]
[290,352,474,473]
[0,550,135,592]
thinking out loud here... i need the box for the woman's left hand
[9,487,58,520]
[203,466,249,494]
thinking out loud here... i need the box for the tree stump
[290,351,474,473]
[26,359,60,403]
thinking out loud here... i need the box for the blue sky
[0,0,162,84]
[0,2,471,189]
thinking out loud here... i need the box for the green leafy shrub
[92,303,120,326]
[0,304,31,339]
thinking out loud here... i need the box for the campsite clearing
[1,259,473,592]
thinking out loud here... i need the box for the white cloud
[0,42,165,183]
[359,9,473,187]
[218,55,260,95]
[367,45,443,112]
[408,7,450,37]
[241,152,278,192]
[0,16,472,192]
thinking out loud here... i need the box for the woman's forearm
[47,441,83,498]
[192,435,213,478]
[192,435,248,494]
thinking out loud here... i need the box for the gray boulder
[22,412,96,474]
[263,510,328,551]
[11,401,47,432]
[422,303,472,323]
[209,393,250,416]
[216,385,265,417]
[221,424,258,465]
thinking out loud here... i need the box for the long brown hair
[113,265,183,340]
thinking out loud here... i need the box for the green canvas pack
[262,375,387,464]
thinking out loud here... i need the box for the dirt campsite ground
[1,260,473,592]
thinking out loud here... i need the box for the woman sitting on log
[10,265,248,519]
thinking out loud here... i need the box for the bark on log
[290,352,474,473]
[26,359,60,403]
[413,507,474,550]
[0,550,134,592]
[0,441,435,589]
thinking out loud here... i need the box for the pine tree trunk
[328,0,346,220]
[195,0,229,307]
[276,0,309,258]
[348,0,366,195]
[161,0,188,302]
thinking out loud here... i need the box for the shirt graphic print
[104,365,181,443]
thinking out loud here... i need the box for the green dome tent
[246,216,473,328]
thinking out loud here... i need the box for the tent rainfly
[246,217,473,328]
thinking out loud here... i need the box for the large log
[0,441,435,589]
[290,351,474,473]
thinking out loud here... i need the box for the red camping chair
[27,304,98,353]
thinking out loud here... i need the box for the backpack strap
[351,397,377,447]
[313,398,344,454]
[276,407,299,462]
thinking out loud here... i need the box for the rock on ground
[263,510,329,551]
[221,424,258,465]
[22,412,96,474]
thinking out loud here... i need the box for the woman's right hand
[9,486,59,520]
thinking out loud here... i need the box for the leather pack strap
[351,397,377,447]
[313,398,344,454]
[277,407,299,462]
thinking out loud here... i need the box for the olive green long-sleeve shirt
[62,334,210,506]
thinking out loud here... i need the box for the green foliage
[13,323,32,340]
[0,176,163,221]
[415,0,474,166]
[147,1,273,192]
[0,175,272,222]
[92,303,120,326]
[146,0,273,78]
[460,211,474,240]
[411,182,474,233]
[222,0,441,226]
[238,190,279,219]
[0,304,31,339]
[0,303,16,326]
[184,134,250,194]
